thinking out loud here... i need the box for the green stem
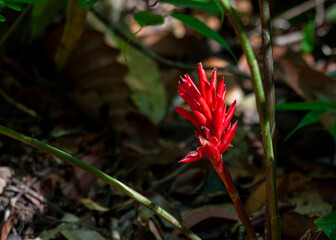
[0,125,201,240]
[258,1,280,239]
[0,5,32,50]
[219,0,280,239]
[210,153,257,240]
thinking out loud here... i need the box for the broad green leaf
[112,30,167,123]
[171,13,236,60]
[314,212,336,240]
[285,109,327,141]
[327,3,336,23]
[122,48,167,123]
[5,2,22,11]
[213,0,224,22]
[159,0,220,13]
[78,0,98,10]
[0,14,5,22]
[276,100,336,111]
[301,21,315,53]
[31,0,67,37]
[133,11,164,27]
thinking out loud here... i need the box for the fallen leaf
[1,211,20,240]
[281,211,317,240]
[80,198,110,212]
[171,205,238,237]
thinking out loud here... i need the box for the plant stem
[0,5,32,50]
[258,1,280,239]
[219,0,280,239]
[0,125,201,240]
[210,153,257,240]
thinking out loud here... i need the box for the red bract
[175,62,237,163]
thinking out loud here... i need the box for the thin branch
[258,0,280,239]
[0,5,32,50]
[0,87,38,118]
[0,125,201,240]
[219,0,280,239]
[90,9,251,79]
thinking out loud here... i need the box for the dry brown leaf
[281,211,317,240]
[54,0,87,70]
[170,162,208,195]
[62,153,103,199]
[171,207,239,237]
[1,211,20,240]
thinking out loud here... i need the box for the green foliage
[327,3,336,23]
[31,0,67,37]
[276,100,336,111]
[170,13,236,60]
[301,21,315,53]
[0,0,39,21]
[314,212,336,240]
[133,11,164,27]
[276,100,336,164]
[159,0,221,13]
[276,101,336,140]
[78,0,99,10]
[285,109,327,141]
[213,0,224,22]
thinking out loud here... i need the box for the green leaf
[314,212,336,240]
[285,109,327,141]
[0,14,5,22]
[111,28,167,123]
[78,0,99,10]
[213,0,224,22]
[5,2,22,11]
[31,0,67,37]
[301,21,315,53]
[159,0,220,13]
[171,13,236,60]
[276,100,336,111]
[327,3,336,23]
[133,11,164,27]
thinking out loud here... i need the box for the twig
[0,5,32,50]
[219,0,280,239]
[0,87,38,118]
[258,0,280,239]
[0,125,201,240]
[90,9,251,79]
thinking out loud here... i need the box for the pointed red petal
[221,100,236,136]
[209,68,217,109]
[198,62,209,98]
[214,105,226,140]
[180,74,200,96]
[179,147,206,163]
[175,107,201,130]
[213,77,226,111]
[196,95,213,122]
[218,121,237,154]
[178,91,202,112]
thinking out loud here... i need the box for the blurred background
[0,0,336,239]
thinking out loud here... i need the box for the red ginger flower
[175,62,237,163]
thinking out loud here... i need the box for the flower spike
[176,62,237,163]
[175,63,257,240]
